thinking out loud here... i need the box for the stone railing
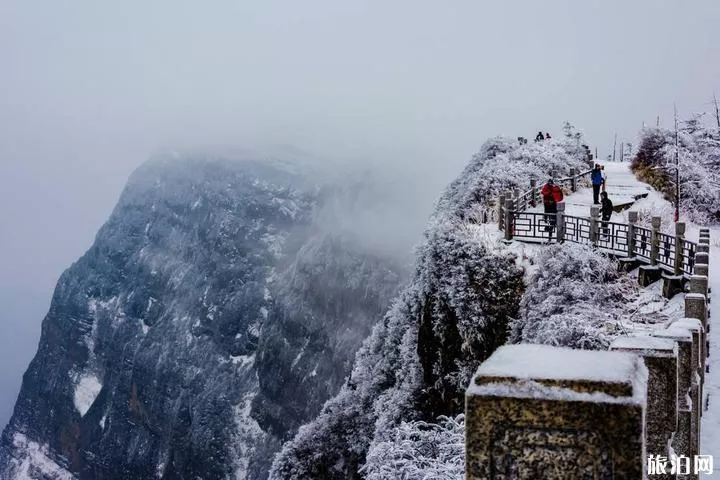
[465,228,712,479]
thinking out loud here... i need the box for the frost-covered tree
[361,415,464,480]
[509,243,639,350]
[632,114,720,223]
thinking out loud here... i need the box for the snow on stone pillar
[465,344,648,480]
[504,199,514,242]
[674,222,686,276]
[695,263,709,276]
[498,193,506,231]
[589,205,600,245]
[609,336,677,470]
[555,202,565,243]
[650,216,661,266]
[627,211,638,257]
[652,327,694,460]
[570,167,577,192]
[696,244,709,254]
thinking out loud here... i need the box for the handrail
[508,210,701,278]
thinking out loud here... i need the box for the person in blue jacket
[591,163,604,204]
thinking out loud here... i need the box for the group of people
[535,131,551,142]
[517,131,551,145]
[540,163,614,241]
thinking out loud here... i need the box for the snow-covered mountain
[0,154,405,479]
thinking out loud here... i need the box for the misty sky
[1,0,719,429]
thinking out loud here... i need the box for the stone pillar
[652,327,694,462]
[627,211,638,257]
[696,244,710,254]
[650,216,661,266]
[570,167,577,192]
[498,193,506,231]
[695,263,709,276]
[695,252,709,266]
[670,320,703,470]
[689,275,709,298]
[674,318,704,411]
[674,222,685,275]
[530,179,537,207]
[465,344,647,480]
[609,336,677,476]
[556,202,565,243]
[590,205,600,246]
[504,199,514,242]
[685,293,709,331]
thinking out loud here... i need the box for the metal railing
[633,226,652,263]
[680,240,697,276]
[508,211,700,278]
[512,212,554,240]
[596,221,630,253]
[656,232,676,272]
[499,167,702,279]
[563,215,592,245]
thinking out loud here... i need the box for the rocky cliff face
[0,155,404,479]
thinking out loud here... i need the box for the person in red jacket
[540,179,564,239]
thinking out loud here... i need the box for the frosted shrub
[362,415,464,480]
[633,118,720,224]
[510,243,637,350]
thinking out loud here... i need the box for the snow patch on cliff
[231,393,266,480]
[7,433,75,480]
[73,374,102,417]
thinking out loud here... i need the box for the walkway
[528,161,651,219]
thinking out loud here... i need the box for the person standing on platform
[591,163,603,204]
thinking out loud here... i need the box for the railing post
[589,205,600,246]
[650,216,661,266]
[609,336,677,468]
[627,211,637,257]
[674,222,685,276]
[529,179,537,208]
[465,345,648,479]
[652,327,694,461]
[699,228,710,244]
[498,194,506,231]
[504,199,514,242]
[570,167,577,192]
[556,202,565,243]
